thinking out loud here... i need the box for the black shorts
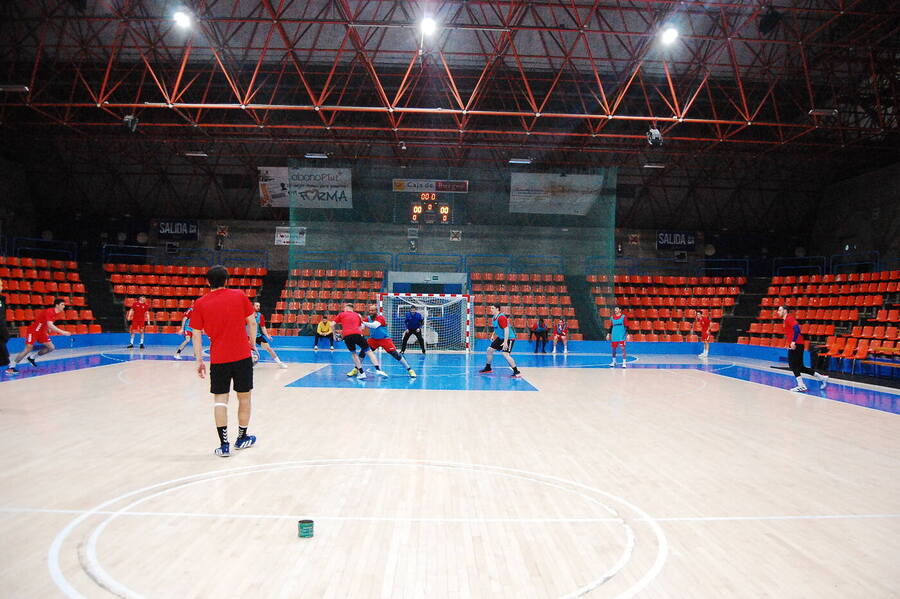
[343,334,370,353]
[209,357,254,395]
[255,336,268,346]
[490,337,515,352]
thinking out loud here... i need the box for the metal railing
[13,237,78,261]
[772,256,827,276]
[700,258,750,277]
[830,251,879,274]
[393,252,465,272]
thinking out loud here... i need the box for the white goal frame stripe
[378,293,472,351]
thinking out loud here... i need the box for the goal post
[378,293,472,352]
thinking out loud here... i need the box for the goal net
[379,294,471,352]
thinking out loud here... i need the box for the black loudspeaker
[759,8,782,36]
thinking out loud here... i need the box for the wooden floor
[1,349,899,598]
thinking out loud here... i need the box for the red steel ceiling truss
[0,0,898,170]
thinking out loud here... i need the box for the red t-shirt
[257,313,266,328]
[131,301,149,323]
[30,307,61,333]
[497,315,509,329]
[783,314,805,345]
[334,310,363,337]
[190,289,254,364]
[697,316,710,332]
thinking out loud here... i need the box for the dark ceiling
[1,0,898,232]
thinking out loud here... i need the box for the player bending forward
[480,304,521,377]
[252,302,287,368]
[8,298,71,373]
[359,304,417,377]
[608,306,631,368]
[333,303,373,380]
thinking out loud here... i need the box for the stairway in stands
[565,275,604,341]
[718,276,770,342]
[259,270,287,324]
[79,261,123,332]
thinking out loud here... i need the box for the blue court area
[2,347,898,414]
[287,363,538,391]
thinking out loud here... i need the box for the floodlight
[173,10,192,29]
[420,17,437,36]
[660,27,679,45]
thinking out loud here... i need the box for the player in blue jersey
[607,306,631,368]
[364,304,416,377]
[173,304,194,359]
[479,304,521,376]
[251,301,287,368]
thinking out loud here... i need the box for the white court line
[47,459,652,599]
[5,506,900,522]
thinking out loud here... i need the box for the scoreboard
[409,192,452,225]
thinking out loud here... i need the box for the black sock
[238,426,248,439]
[513,367,520,374]
[216,426,228,446]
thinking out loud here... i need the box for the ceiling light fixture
[173,10,192,29]
[508,158,532,165]
[304,152,329,159]
[660,27,679,45]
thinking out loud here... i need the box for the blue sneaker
[235,435,256,450]
[215,442,230,457]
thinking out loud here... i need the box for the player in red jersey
[551,318,569,354]
[695,309,712,358]
[364,304,416,377]
[126,295,153,349]
[190,266,258,457]
[777,305,828,392]
[8,298,72,372]
[333,303,372,380]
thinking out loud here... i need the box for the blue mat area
[286,363,538,392]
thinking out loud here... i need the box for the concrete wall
[810,162,900,264]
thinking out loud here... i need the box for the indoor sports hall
[1,2,898,598]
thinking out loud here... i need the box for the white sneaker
[551,349,557,354]
[375,369,389,377]
[621,361,627,368]
[277,361,288,369]
[789,385,808,392]
[817,374,829,389]
[609,360,616,367]
[698,353,707,358]
[313,346,318,351]
[357,371,367,380]
[173,353,181,360]
[330,347,335,351]
[563,349,568,354]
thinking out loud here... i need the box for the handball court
[1,345,898,598]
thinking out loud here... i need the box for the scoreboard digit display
[409,192,452,224]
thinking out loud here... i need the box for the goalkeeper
[400,305,426,355]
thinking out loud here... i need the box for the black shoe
[511,368,521,377]
[126,344,134,349]
[27,356,37,367]
[139,343,145,349]
[479,365,492,373]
